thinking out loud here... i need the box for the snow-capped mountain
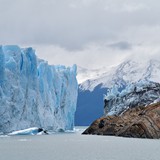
[79,59,160,91]
[75,58,160,126]
[0,45,78,133]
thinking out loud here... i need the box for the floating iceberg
[8,127,47,136]
[0,45,78,133]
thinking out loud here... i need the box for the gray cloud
[108,41,132,50]
[0,0,160,68]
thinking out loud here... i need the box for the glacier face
[0,45,78,133]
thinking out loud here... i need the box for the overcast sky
[0,0,160,69]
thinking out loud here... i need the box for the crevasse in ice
[0,45,78,133]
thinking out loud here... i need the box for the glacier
[104,80,160,115]
[0,45,78,133]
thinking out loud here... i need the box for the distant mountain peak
[78,58,160,91]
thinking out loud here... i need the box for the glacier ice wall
[0,45,78,133]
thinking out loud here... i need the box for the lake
[0,127,159,160]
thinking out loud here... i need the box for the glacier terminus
[0,45,78,133]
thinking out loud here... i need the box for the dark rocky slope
[83,102,160,139]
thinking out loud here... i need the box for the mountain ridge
[78,58,160,91]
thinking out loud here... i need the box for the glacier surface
[0,45,78,133]
[104,80,160,115]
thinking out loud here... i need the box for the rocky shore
[82,102,160,139]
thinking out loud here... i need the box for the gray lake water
[0,127,160,160]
